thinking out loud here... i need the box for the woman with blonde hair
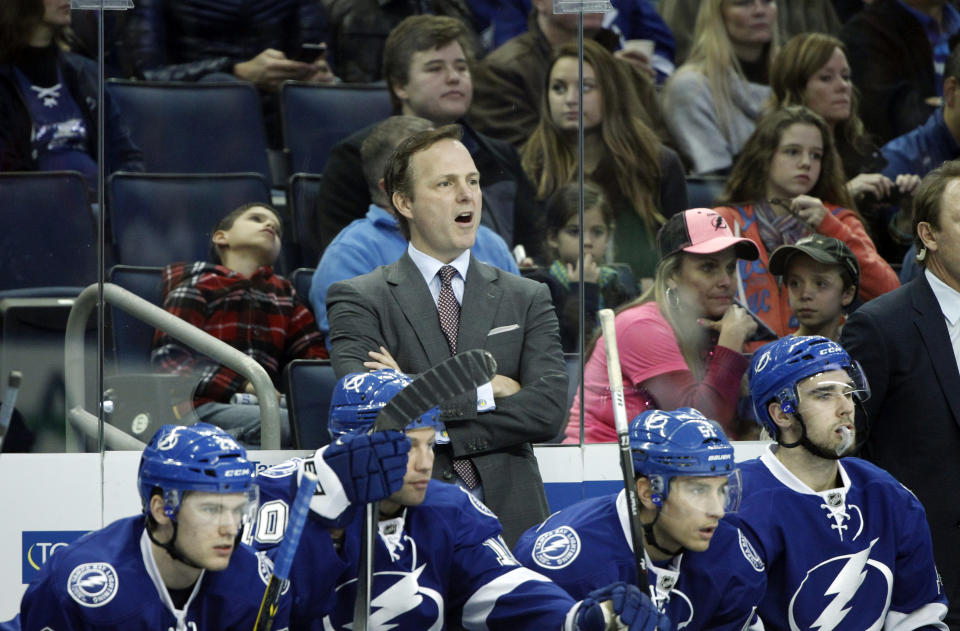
[714,105,899,338]
[565,208,760,443]
[522,39,687,281]
[662,0,778,175]
[769,32,920,259]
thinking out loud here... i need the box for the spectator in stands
[0,0,143,192]
[565,208,760,444]
[469,0,670,148]
[840,0,960,145]
[521,40,687,283]
[308,115,518,346]
[659,0,840,66]
[525,181,636,353]
[769,32,922,262]
[323,0,480,84]
[768,234,861,341]
[152,202,326,448]
[661,0,778,175]
[882,43,960,182]
[714,106,898,338]
[123,0,335,146]
[313,15,542,262]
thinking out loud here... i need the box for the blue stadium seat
[284,359,337,449]
[106,80,271,182]
[0,171,95,294]
[290,268,315,311]
[108,172,271,268]
[107,265,163,371]
[287,173,324,267]
[281,82,392,173]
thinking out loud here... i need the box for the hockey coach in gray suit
[326,124,568,546]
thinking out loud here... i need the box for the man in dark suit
[310,14,542,261]
[326,124,567,546]
[840,159,960,626]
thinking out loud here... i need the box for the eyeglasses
[561,225,609,239]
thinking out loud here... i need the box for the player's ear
[767,400,795,432]
[150,494,171,526]
[636,477,658,511]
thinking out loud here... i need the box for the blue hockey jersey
[18,515,288,631]
[727,447,948,631]
[254,458,584,630]
[513,490,766,630]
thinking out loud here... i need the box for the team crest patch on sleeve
[532,526,581,569]
[256,551,290,593]
[460,487,497,518]
[738,530,765,572]
[259,458,302,479]
[67,562,118,607]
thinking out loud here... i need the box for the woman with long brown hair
[521,39,687,282]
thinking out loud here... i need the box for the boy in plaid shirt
[151,202,327,446]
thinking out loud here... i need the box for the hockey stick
[252,469,318,631]
[598,310,649,589]
[352,348,498,630]
[0,371,23,455]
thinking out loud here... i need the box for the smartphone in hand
[294,42,326,63]
[734,299,779,342]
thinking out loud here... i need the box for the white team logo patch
[156,434,179,451]
[738,529,765,572]
[67,562,118,607]
[256,551,290,594]
[460,487,496,518]
[259,458,302,479]
[342,375,367,392]
[532,526,581,569]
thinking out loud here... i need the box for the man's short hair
[360,116,434,207]
[383,124,464,240]
[912,159,960,266]
[209,202,282,264]
[382,15,475,113]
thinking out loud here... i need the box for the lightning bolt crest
[810,539,877,631]
[368,565,428,630]
[78,574,107,590]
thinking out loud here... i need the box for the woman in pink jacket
[714,105,898,338]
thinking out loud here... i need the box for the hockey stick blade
[598,310,649,589]
[253,470,318,631]
[373,349,497,432]
[0,371,23,455]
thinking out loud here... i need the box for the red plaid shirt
[151,262,327,406]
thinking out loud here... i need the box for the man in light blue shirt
[309,115,518,345]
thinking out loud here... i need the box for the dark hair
[360,116,434,206]
[717,105,855,210]
[543,181,614,259]
[382,15,475,113]
[383,124,464,240]
[945,42,960,86]
[209,202,282,264]
[0,0,60,61]
[912,159,960,267]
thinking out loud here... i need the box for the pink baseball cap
[657,209,759,261]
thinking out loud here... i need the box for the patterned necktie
[437,265,460,355]
[437,265,480,489]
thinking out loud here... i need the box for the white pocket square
[487,324,520,336]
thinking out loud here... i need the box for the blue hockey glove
[573,582,670,631]
[303,430,410,529]
[323,430,410,503]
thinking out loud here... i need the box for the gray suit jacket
[326,253,568,545]
[841,273,960,624]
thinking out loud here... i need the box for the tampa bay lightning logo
[787,538,893,631]
[342,374,368,392]
[156,433,179,451]
[256,551,290,594]
[324,537,444,630]
[460,486,497,519]
[259,458,302,479]
[67,562,119,607]
[738,529,765,572]
[531,526,581,569]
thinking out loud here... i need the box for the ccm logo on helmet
[708,455,730,461]
[224,468,252,477]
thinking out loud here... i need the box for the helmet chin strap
[145,515,205,570]
[642,507,683,558]
[778,410,845,461]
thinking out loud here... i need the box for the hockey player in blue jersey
[514,407,766,630]
[17,422,287,631]
[733,335,948,630]
[251,369,671,630]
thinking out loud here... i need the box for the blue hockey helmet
[328,369,442,439]
[749,336,869,440]
[137,423,257,518]
[629,407,736,504]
